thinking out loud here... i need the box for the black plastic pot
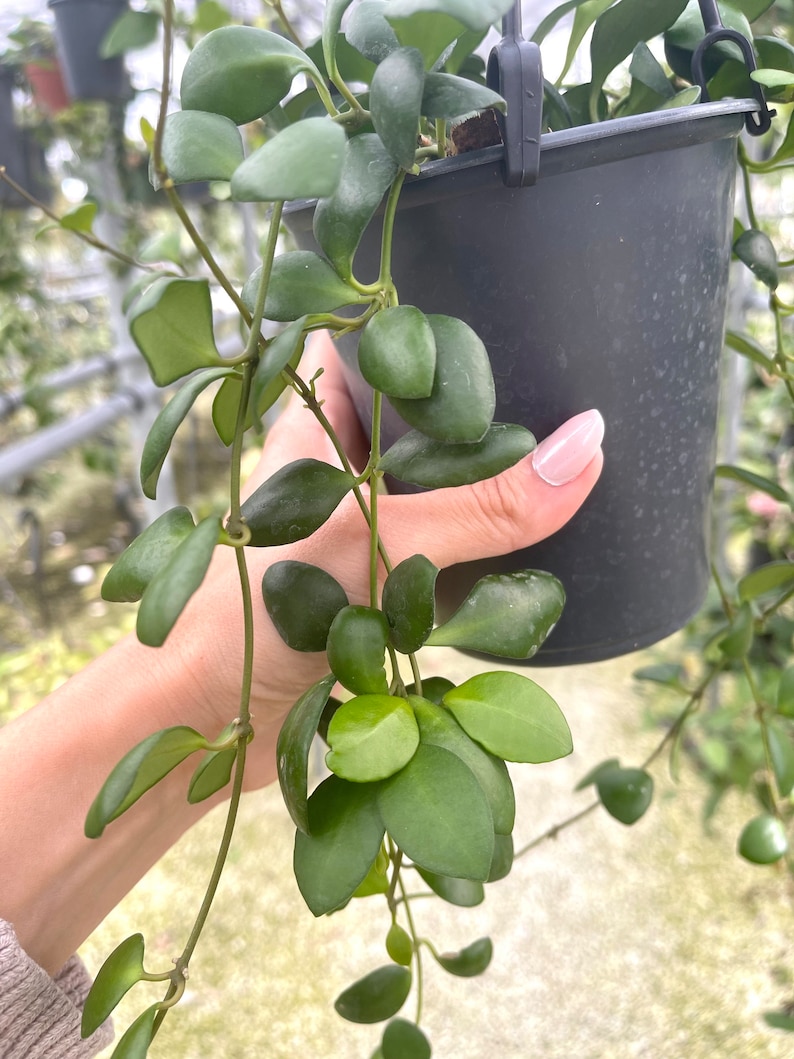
[0,68,51,208]
[48,0,130,102]
[287,98,757,666]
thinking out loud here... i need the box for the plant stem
[269,0,304,47]
[378,172,407,289]
[397,872,424,1024]
[369,391,383,609]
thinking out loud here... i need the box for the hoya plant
[7,0,788,1054]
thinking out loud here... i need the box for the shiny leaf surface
[107,1005,158,1059]
[370,47,425,169]
[435,937,493,977]
[101,507,195,604]
[358,306,436,399]
[278,675,337,833]
[385,924,414,966]
[326,694,420,782]
[415,867,484,907]
[231,118,346,202]
[738,813,788,864]
[734,228,779,290]
[264,560,349,652]
[243,252,368,322]
[334,965,412,1024]
[379,423,535,488]
[156,110,244,186]
[596,767,654,825]
[128,277,222,386]
[251,317,308,421]
[327,605,391,695]
[382,1019,431,1059]
[240,459,355,547]
[187,745,237,804]
[382,554,438,654]
[81,934,146,1038]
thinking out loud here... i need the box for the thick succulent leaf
[277,674,337,833]
[443,671,572,764]
[181,26,323,125]
[347,0,400,63]
[415,867,484,907]
[293,774,385,915]
[240,459,355,547]
[370,46,425,169]
[590,0,688,105]
[128,277,221,386]
[326,694,420,782]
[155,110,244,187]
[100,9,159,57]
[405,675,455,704]
[187,745,237,804]
[426,570,565,659]
[737,813,788,864]
[575,757,622,791]
[386,0,513,32]
[59,202,97,234]
[81,934,146,1038]
[389,314,494,443]
[354,845,390,896]
[382,1019,431,1059]
[313,134,398,279]
[717,601,754,659]
[738,561,794,602]
[211,373,250,448]
[327,605,391,695]
[596,766,654,825]
[378,423,535,487]
[381,554,438,654]
[106,1005,158,1059]
[715,464,791,504]
[231,118,346,202]
[136,517,220,646]
[421,72,506,118]
[768,723,794,798]
[251,317,309,421]
[323,0,355,76]
[411,695,515,835]
[306,32,378,86]
[140,368,233,499]
[434,937,493,977]
[85,726,209,838]
[243,252,368,322]
[101,507,195,604]
[334,965,412,1024]
[264,561,349,652]
[488,832,514,882]
[386,922,413,965]
[358,306,436,399]
[734,228,779,290]
[377,743,494,880]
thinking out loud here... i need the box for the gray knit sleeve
[0,920,113,1058]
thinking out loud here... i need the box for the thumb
[380,410,605,569]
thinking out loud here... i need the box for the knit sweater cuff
[0,920,113,1058]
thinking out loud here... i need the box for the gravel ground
[85,646,794,1059]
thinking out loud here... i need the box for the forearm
[0,630,271,976]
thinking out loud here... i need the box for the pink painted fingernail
[531,409,605,486]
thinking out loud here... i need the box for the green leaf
[60,202,98,233]
[326,694,420,782]
[421,72,506,118]
[81,934,146,1038]
[347,1,400,64]
[85,727,209,839]
[313,133,398,280]
[551,0,613,84]
[764,1011,794,1033]
[264,561,349,652]
[443,671,572,764]
[724,330,775,372]
[591,0,688,110]
[665,1,751,80]
[715,465,790,504]
[768,723,794,798]
[734,229,779,290]
[406,675,455,704]
[628,40,674,98]
[323,0,355,77]
[382,1019,431,1059]
[327,605,391,695]
[488,832,514,882]
[427,570,565,659]
[251,317,308,421]
[354,845,390,896]
[412,695,515,835]
[632,663,685,689]
[106,1005,158,1059]
[385,924,414,966]
[387,0,513,33]
[730,0,775,18]
[382,554,438,654]
[358,306,436,399]
[138,231,182,267]
[370,47,425,169]
[128,277,222,387]
[101,507,195,604]
[277,675,337,833]
[596,767,654,825]
[574,757,622,791]
[243,252,368,322]
[294,775,386,915]
[738,561,794,602]
[378,743,494,880]
[737,813,788,864]
[136,517,219,647]
[231,118,346,202]
[240,458,355,547]
[187,744,237,803]
[777,665,794,718]
[140,367,233,499]
[416,866,484,906]
[155,110,245,186]
[194,0,232,32]
[717,601,754,659]
[100,10,159,57]
[334,965,412,1024]
[308,32,378,86]
[657,85,701,110]
[434,937,492,977]
[379,423,535,488]
[181,26,323,126]
[389,314,495,443]
[211,373,249,448]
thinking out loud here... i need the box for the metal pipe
[0,348,141,421]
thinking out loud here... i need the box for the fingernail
[531,409,605,486]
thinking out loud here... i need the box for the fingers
[379,410,605,569]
